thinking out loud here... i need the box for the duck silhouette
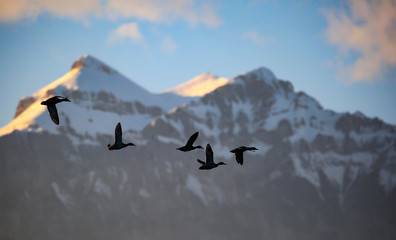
[108,122,136,150]
[40,96,71,125]
[177,132,203,152]
[230,146,258,165]
[197,144,226,170]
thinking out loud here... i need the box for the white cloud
[108,22,143,44]
[0,0,222,27]
[324,0,396,83]
[0,0,101,22]
[161,36,178,54]
[243,31,275,46]
[197,3,223,28]
[105,0,222,27]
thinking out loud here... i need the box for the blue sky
[0,0,395,127]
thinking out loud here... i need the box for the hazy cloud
[161,36,178,54]
[0,0,222,27]
[106,0,222,27]
[324,0,396,83]
[108,22,143,44]
[243,31,275,46]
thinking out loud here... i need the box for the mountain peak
[70,54,116,75]
[232,66,276,85]
[0,55,191,137]
[353,111,367,118]
[247,66,276,79]
[164,72,229,97]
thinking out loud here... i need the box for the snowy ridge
[31,55,188,110]
[164,72,229,97]
[0,55,191,142]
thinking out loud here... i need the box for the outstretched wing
[115,122,123,144]
[197,159,205,165]
[186,132,199,146]
[205,144,214,164]
[235,151,244,165]
[47,104,59,125]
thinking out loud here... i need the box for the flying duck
[107,122,136,150]
[177,132,203,152]
[197,144,226,170]
[230,146,258,165]
[40,96,71,125]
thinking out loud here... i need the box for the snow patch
[165,161,172,174]
[139,188,151,198]
[292,151,377,190]
[379,169,396,192]
[291,154,320,188]
[88,171,96,184]
[322,164,344,187]
[119,169,128,191]
[270,170,282,180]
[51,182,74,208]
[94,178,112,198]
[212,185,225,203]
[185,174,207,205]
[157,135,183,145]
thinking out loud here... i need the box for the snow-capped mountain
[0,55,191,143]
[163,72,229,97]
[144,66,396,197]
[1,59,395,240]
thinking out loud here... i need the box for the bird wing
[47,104,59,125]
[205,144,214,164]
[235,151,244,165]
[186,132,199,146]
[115,122,123,144]
[197,159,205,165]
[49,96,62,105]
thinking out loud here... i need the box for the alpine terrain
[1,55,395,240]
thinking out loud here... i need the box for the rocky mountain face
[146,67,396,197]
[1,57,395,240]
